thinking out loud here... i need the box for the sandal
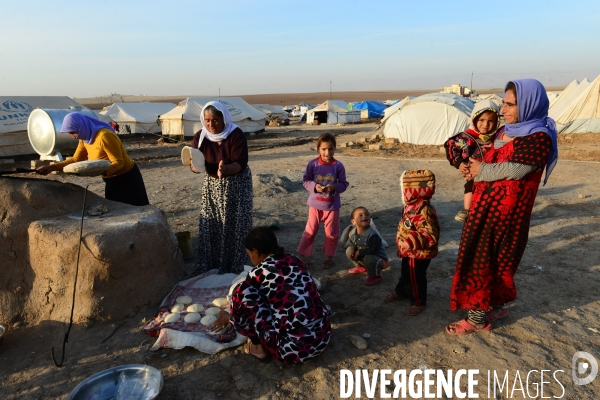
[243,341,270,362]
[384,291,407,302]
[445,319,491,335]
[406,305,426,316]
[323,259,334,269]
[486,308,509,324]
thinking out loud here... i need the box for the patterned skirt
[197,166,253,274]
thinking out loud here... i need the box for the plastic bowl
[0,323,7,346]
[67,364,163,400]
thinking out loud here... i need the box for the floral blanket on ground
[142,267,251,354]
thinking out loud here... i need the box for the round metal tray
[67,364,163,400]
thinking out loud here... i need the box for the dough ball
[176,295,192,305]
[184,312,201,323]
[200,315,217,326]
[187,304,204,313]
[205,307,221,316]
[171,304,185,313]
[164,313,180,323]
[212,297,229,307]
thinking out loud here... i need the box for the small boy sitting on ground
[343,206,388,286]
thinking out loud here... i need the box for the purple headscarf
[61,112,115,144]
[504,79,558,185]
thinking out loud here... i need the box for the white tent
[160,97,268,138]
[0,96,88,157]
[251,104,287,120]
[382,96,413,121]
[549,79,578,108]
[556,75,600,132]
[475,93,503,106]
[382,93,474,145]
[92,110,113,124]
[100,102,176,134]
[306,100,361,124]
[548,79,590,121]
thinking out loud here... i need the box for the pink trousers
[297,207,340,257]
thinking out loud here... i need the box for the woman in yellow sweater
[36,112,149,206]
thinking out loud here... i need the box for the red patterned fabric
[450,132,552,311]
[231,254,331,365]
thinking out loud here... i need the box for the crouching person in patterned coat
[226,227,332,364]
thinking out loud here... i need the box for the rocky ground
[1,123,600,399]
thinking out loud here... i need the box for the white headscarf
[469,99,500,133]
[197,101,240,149]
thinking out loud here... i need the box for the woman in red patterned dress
[446,79,558,335]
[227,227,331,363]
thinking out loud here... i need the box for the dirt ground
[1,123,600,399]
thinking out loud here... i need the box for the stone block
[31,160,51,169]
[369,144,382,150]
[385,138,398,144]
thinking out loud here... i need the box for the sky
[2,0,600,98]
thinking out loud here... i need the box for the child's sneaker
[348,265,367,274]
[454,209,468,223]
[364,275,382,286]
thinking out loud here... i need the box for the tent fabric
[548,78,590,121]
[382,96,413,121]
[382,93,475,145]
[475,93,504,106]
[555,75,600,126]
[350,101,388,118]
[0,96,88,157]
[100,102,176,134]
[159,97,268,137]
[549,79,578,108]
[306,100,361,124]
[251,104,287,119]
[560,118,600,134]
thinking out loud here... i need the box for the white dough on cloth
[164,312,180,323]
[176,295,192,304]
[200,315,217,326]
[205,307,221,316]
[184,312,201,323]
[187,304,204,313]
[171,304,185,313]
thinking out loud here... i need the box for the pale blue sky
[2,0,600,97]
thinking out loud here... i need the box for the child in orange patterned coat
[384,170,440,316]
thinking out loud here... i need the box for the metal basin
[27,108,96,158]
[67,364,163,400]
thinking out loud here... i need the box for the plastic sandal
[406,305,426,316]
[323,259,334,269]
[486,308,509,324]
[384,291,407,302]
[445,319,491,335]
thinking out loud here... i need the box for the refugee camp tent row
[100,102,176,134]
[160,97,268,138]
[350,101,388,119]
[556,74,600,133]
[548,79,590,122]
[0,96,89,157]
[251,104,287,120]
[381,93,474,145]
[306,100,361,124]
